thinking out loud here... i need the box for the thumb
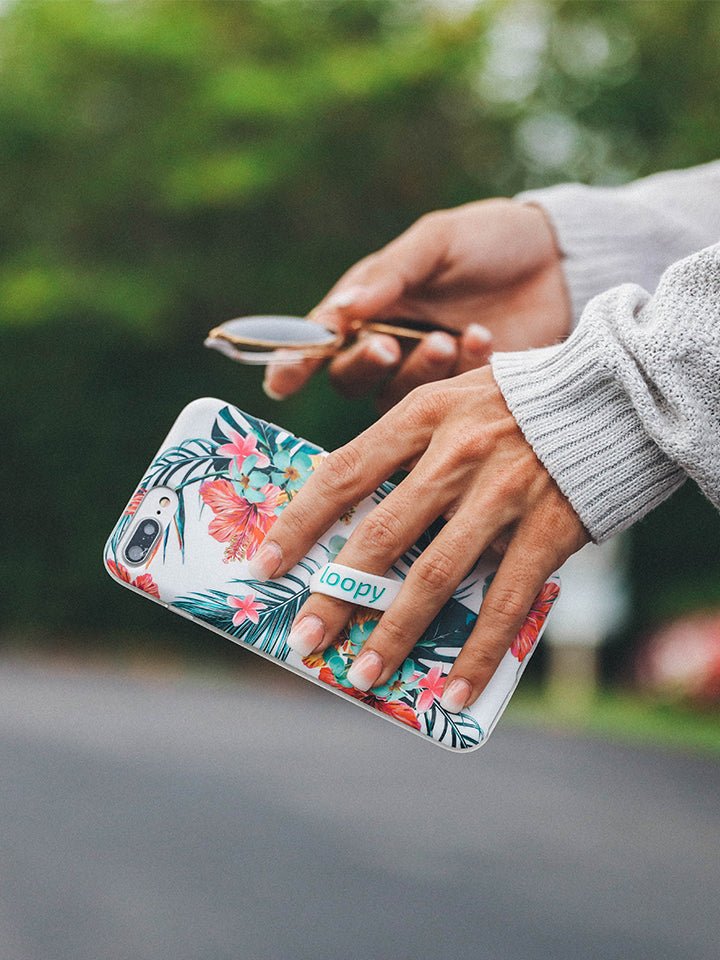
[263,217,448,400]
[307,276,406,333]
[262,281,404,401]
[308,218,446,332]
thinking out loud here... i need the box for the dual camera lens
[121,487,177,568]
[123,518,161,565]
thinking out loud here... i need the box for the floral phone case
[104,398,559,752]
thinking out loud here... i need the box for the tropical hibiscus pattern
[511,580,561,662]
[199,477,285,562]
[104,399,560,751]
[105,559,161,599]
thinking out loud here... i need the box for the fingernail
[425,331,457,359]
[262,379,288,401]
[287,615,325,657]
[346,650,384,692]
[439,678,472,713]
[247,540,283,580]
[366,336,398,366]
[325,286,365,309]
[465,324,492,355]
[262,350,307,400]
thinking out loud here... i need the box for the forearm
[517,160,720,324]
[491,243,720,541]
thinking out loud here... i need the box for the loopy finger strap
[309,562,401,611]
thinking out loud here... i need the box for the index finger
[263,216,454,399]
[263,354,325,400]
[311,216,450,328]
[247,409,425,579]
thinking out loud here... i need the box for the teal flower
[330,621,422,702]
[323,647,348,681]
[372,660,423,702]
[345,620,377,654]
[327,535,347,561]
[270,448,314,494]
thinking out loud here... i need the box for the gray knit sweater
[491,162,720,542]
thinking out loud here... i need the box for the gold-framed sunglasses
[205,315,457,365]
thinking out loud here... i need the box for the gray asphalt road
[0,660,718,960]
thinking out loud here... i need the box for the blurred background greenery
[1,0,719,687]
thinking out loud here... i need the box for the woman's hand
[250,366,589,711]
[264,200,571,412]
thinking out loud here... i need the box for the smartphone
[103,398,559,751]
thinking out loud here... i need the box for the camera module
[123,516,161,566]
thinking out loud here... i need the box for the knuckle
[430,425,494,481]
[277,499,312,538]
[462,642,504,677]
[352,251,381,279]
[320,444,364,498]
[456,643,507,689]
[343,250,379,281]
[359,508,405,555]
[411,548,457,594]
[443,428,485,465]
[414,209,450,239]
[480,585,529,632]
[375,611,413,652]
[402,382,450,429]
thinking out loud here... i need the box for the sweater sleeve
[517,161,720,325]
[490,244,720,543]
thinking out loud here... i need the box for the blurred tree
[0,0,718,659]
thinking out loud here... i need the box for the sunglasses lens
[205,315,342,365]
[220,315,339,348]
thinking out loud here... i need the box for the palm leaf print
[421,701,484,749]
[172,563,320,661]
[143,438,219,489]
[408,600,478,670]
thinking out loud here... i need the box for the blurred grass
[506,688,720,758]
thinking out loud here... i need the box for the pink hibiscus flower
[511,579,560,662]
[416,664,446,713]
[199,478,284,562]
[228,594,265,626]
[216,428,270,473]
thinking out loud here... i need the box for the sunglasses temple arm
[361,320,461,342]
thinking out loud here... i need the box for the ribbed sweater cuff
[490,327,686,542]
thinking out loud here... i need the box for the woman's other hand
[264,199,571,412]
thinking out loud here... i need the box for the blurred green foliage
[1,0,719,663]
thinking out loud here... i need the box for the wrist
[519,200,563,261]
[515,200,573,339]
[490,323,685,542]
